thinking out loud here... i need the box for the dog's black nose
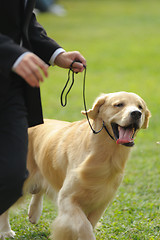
[131,111,142,120]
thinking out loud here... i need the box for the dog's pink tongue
[116,126,133,144]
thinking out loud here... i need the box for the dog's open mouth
[111,123,138,147]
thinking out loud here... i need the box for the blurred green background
[10,0,160,239]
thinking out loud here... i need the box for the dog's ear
[142,108,151,129]
[81,94,106,120]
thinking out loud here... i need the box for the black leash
[82,64,104,134]
[60,61,75,107]
[60,61,114,139]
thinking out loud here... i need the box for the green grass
[9,0,160,239]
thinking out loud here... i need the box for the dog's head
[82,91,151,147]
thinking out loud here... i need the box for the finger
[19,64,40,87]
[24,71,40,87]
[71,62,86,73]
[72,68,84,73]
[24,58,47,85]
[32,56,49,78]
[28,62,44,83]
[73,52,87,67]
[77,57,86,67]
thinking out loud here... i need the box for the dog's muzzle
[111,110,142,147]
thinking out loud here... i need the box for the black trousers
[0,81,29,215]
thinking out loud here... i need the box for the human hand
[54,51,86,73]
[13,53,49,87]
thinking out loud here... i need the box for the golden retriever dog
[0,91,151,240]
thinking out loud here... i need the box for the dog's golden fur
[0,91,151,240]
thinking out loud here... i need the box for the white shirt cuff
[49,48,66,66]
[12,48,65,72]
[12,52,30,71]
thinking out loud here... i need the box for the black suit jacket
[0,0,61,127]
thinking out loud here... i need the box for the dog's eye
[138,105,143,110]
[114,103,124,108]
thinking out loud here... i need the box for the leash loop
[60,62,75,107]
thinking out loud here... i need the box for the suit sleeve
[28,13,62,64]
[0,33,28,78]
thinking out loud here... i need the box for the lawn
[10,0,160,239]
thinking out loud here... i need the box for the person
[0,0,86,218]
[35,0,66,16]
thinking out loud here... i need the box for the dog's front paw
[28,194,43,224]
[0,230,15,240]
[28,209,40,224]
[28,201,42,224]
